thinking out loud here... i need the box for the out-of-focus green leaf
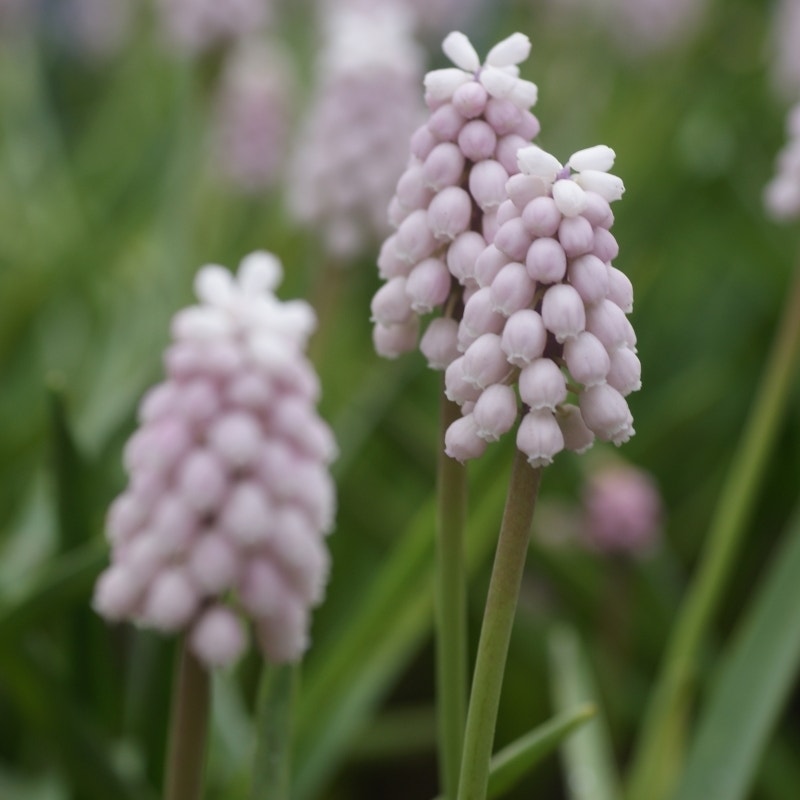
[672,505,800,800]
[486,704,597,800]
[549,625,621,800]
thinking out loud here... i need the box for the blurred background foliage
[1,0,799,798]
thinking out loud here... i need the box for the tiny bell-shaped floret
[542,284,586,342]
[516,409,565,467]
[472,383,518,441]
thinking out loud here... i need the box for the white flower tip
[238,251,282,294]
[568,145,616,173]
[442,31,481,72]
[424,67,472,103]
[517,145,562,180]
[195,265,234,305]
[486,33,531,68]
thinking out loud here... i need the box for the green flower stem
[626,266,800,800]
[457,451,543,800]
[436,391,469,799]
[165,640,211,800]
[250,664,297,800]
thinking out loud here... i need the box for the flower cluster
[211,40,293,192]
[372,31,540,362]
[93,252,337,667]
[443,143,639,465]
[287,3,425,258]
[764,103,800,221]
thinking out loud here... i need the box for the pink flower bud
[190,605,247,667]
[556,406,595,453]
[458,119,498,161]
[496,198,519,226]
[420,317,460,369]
[521,195,562,237]
[495,133,530,174]
[447,231,487,286]
[606,346,641,395]
[484,97,522,135]
[444,357,482,404]
[395,209,438,263]
[452,81,488,118]
[606,266,633,312]
[428,103,466,141]
[582,192,614,228]
[563,331,611,387]
[180,379,222,425]
[459,287,506,349]
[500,308,547,366]
[494,217,531,261]
[225,371,273,411]
[552,179,587,217]
[187,531,239,594]
[427,186,472,241]
[592,227,619,262]
[219,482,273,546]
[143,568,199,631]
[149,495,197,555]
[377,235,410,279]
[461,333,510,388]
[519,358,567,411]
[207,411,264,469]
[526,237,567,283]
[423,142,466,190]
[92,566,141,620]
[541,284,586,342]
[516,409,565,467]
[579,383,634,444]
[397,162,434,209]
[410,124,438,160]
[568,254,610,304]
[139,382,178,423]
[490,262,536,316]
[406,258,451,313]
[507,173,547,209]
[586,299,636,351]
[469,159,510,212]
[473,384,518,441]
[178,450,229,514]
[515,110,540,140]
[106,493,148,545]
[239,559,286,617]
[371,276,413,324]
[444,413,488,462]
[558,215,594,257]
[474,244,509,287]
[372,317,420,358]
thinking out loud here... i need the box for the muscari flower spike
[93,252,337,668]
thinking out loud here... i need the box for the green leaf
[486,704,597,799]
[672,505,800,800]
[548,625,621,800]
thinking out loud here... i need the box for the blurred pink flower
[582,462,662,556]
[770,0,800,99]
[287,1,425,258]
[93,252,337,667]
[211,39,294,192]
[764,104,800,221]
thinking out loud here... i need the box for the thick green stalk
[457,451,542,800]
[165,641,211,800]
[435,390,469,799]
[626,267,800,800]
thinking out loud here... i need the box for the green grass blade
[486,704,597,799]
[672,505,800,800]
[549,625,621,800]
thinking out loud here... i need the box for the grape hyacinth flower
[444,141,639,465]
[371,30,540,362]
[764,103,800,221]
[287,2,425,259]
[211,39,294,192]
[582,461,662,556]
[93,252,337,667]
[154,0,272,55]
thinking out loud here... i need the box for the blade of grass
[549,625,621,800]
[672,504,800,800]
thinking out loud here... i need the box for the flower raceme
[444,142,639,466]
[93,252,337,668]
[371,30,541,363]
